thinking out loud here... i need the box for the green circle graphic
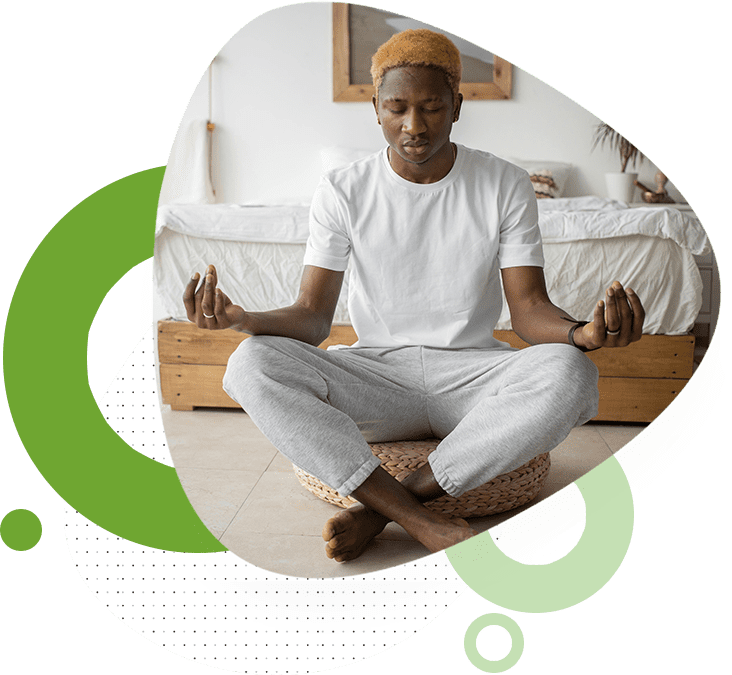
[464,613,524,672]
[447,456,633,613]
[1,509,43,551]
[3,168,224,553]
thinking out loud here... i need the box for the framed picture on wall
[332,3,513,102]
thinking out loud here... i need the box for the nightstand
[630,202,719,363]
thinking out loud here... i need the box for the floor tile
[175,467,262,538]
[167,438,277,472]
[161,408,635,578]
[163,408,278,471]
[226,471,343,537]
[268,451,301,473]
[592,423,647,454]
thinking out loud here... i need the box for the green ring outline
[3,168,225,553]
[464,613,524,672]
[447,455,633,613]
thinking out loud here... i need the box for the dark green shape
[3,168,225,553]
[1,509,43,551]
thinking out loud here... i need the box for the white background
[157,1,688,206]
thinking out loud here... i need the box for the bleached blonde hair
[371,29,462,107]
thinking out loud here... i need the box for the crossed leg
[325,343,599,562]
[322,462,474,562]
[223,337,598,563]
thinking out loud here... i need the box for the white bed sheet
[154,227,352,326]
[154,199,709,335]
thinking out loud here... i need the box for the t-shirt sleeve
[302,177,351,272]
[497,170,545,269]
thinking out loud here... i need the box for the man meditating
[182,29,645,562]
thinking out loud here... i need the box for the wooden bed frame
[158,320,695,423]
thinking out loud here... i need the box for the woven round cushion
[293,438,550,518]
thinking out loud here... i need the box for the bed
[154,194,710,423]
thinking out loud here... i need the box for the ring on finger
[606,328,620,336]
[203,313,215,319]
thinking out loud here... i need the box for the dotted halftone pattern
[100,331,172,466]
[65,330,465,672]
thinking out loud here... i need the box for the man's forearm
[510,300,579,347]
[234,304,333,347]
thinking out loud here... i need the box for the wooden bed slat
[593,376,689,423]
[158,321,247,365]
[160,361,688,423]
[159,321,694,378]
[157,320,695,423]
[158,322,358,365]
[160,363,234,411]
[493,330,695,379]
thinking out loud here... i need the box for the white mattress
[154,198,710,336]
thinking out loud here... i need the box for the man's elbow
[306,314,333,347]
[508,311,537,346]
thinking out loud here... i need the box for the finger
[201,273,216,325]
[214,288,227,326]
[612,282,633,344]
[208,264,219,287]
[183,272,200,321]
[591,300,606,346]
[605,286,620,337]
[208,264,223,301]
[626,287,645,342]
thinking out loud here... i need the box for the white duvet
[154,198,710,335]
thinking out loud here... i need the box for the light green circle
[1,509,42,551]
[464,614,524,672]
[447,456,633,613]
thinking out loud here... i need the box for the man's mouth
[402,141,429,154]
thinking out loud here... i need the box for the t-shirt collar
[381,143,464,192]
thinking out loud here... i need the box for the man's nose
[402,108,427,135]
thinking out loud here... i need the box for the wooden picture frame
[332,3,512,103]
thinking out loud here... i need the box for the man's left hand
[576,281,645,350]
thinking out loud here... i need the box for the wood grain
[493,330,695,379]
[158,320,695,422]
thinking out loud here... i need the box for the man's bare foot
[322,503,477,562]
[403,510,476,554]
[322,504,389,563]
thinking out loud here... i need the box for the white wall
[160,1,684,206]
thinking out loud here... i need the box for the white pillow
[504,157,574,198]
[320,146,378,174]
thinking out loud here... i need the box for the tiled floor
[162,405,645,578]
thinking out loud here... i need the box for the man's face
[373,65,461,169]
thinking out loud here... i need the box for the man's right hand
[183,264,246,331]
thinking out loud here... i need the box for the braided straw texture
[293,439,550,518]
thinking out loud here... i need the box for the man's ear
[453,92,464,123]
[372,94,381,125]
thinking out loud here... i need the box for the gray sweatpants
[222,336,599,498]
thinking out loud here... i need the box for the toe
[322,514,346,541]
[327,532,350,551]
[322,521,336,541]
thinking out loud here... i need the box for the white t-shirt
[303,143,544,349]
